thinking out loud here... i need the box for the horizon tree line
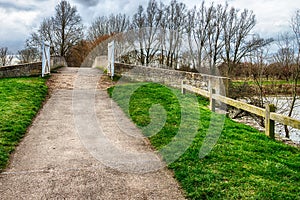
[0,0,298,80]
[10,0,263,73]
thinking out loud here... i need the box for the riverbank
[232,115,300,148]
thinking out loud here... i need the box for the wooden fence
[181,81,300,139]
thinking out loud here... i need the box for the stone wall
[114,62,230,95]
[51,56,68,69]
[0,56,68,79]
[0,62,42,78]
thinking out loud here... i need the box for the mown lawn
[0,77,48,170]
[108,82,300,200]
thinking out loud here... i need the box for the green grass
[0,77,48,170]
[232,79,298,86]
[108,82,300,200]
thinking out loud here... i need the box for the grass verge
[108,82,300,200]
[0,77,48,170]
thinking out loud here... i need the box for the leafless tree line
[83,0,273,75]
[272,11,300,138]
[88,14,130,41]
[19,0,272,73]
[228,10,300,138]
[12,0,300,81]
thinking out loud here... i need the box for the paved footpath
[0,67,185,199]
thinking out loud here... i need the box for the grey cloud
[74,0,100,7]
[0,40,25,53]
[0,2,34,11]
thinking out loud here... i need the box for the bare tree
[281,10,300,138]
[52,0,84,57]
[130,0,163,65]
[185,7,196,69]
[222,8,272,77]
[132,5,147,65]
[0,47,13,66]
[157,2,167,66]
[186,3,210,71]
[18,48,40,63]
[88,16,109,40]
[292,10,300,49]
[88,14,130,40]
[162,0,186,69]
[39,18,55,54]
[185,2,266,75]
[205,3,227,75]
[244,46,271,127]
[26,0,83,60]
[274,33,294,81]
[26,32,42,55]
[108,14,130,34]
[144,0,163,65]
[26,18,55,55]
[125,0,187,68]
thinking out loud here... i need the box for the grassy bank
[0,77,48,170]
[108,82,300,199]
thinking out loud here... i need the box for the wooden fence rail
[182,82,300,139]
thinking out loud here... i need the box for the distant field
[232,79,299,85]
[109,82,300,200]
[0,77,48,170]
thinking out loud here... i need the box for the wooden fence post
[210,88,216,112]
[224,78,231,97]
[181,80,186,94]
[265,104,276,139]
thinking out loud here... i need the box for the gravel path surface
[0,67,185,199]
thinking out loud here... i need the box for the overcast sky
[0,0,299,53]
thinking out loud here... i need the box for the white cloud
[0,8,38,51]
[216,0,298,38]
[77,0,148,21]
[181,0,299,38]
[0,0,57,52]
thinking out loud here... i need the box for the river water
[266,97,300,144]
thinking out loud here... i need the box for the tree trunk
[284,79,297,138]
